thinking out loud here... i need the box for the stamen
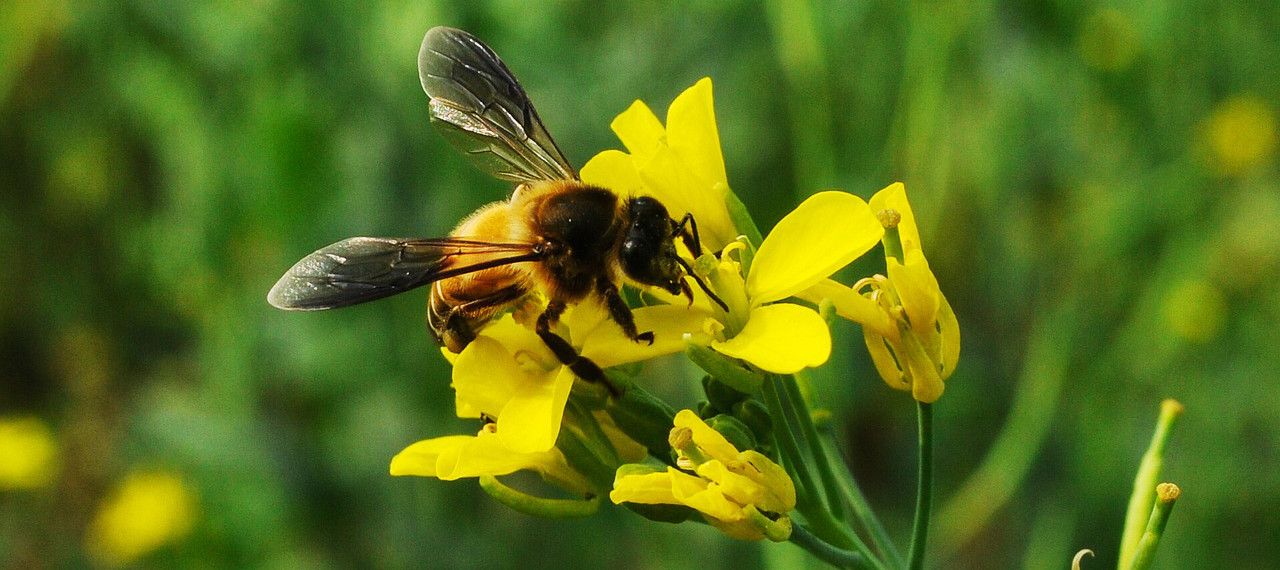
[676,256,730,312]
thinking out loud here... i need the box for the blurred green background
[2,0,1277,568]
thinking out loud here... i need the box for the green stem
[908,402,934,570]
[766,376,886,569]
[1128,483,1181,570]
[763,375,819,509]
[1118,400,1184,570]
[478,475,600,518]
[790,523,872,570]
[778,374,847,522]
[820,437,904,569]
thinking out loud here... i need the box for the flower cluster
[392,77,959,555]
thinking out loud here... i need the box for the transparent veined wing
[268,236,541,310]
[418,26,577,184]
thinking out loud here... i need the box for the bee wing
[268,237,540,311]
[418,26,577,184]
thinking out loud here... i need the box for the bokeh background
[2,1,1277,568]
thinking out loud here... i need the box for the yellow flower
[1162,278,1227,343]
[583,78,886,374]
[582,77,738,252]
[443,301,708,455]
[1203,94,1276,176]
[87,470,197,566]
[697,191,884,374]
[390,422,590,493]
[0,416,58,489]
[610,410,795,541]
[800,183,960,402]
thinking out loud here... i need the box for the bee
[268,26,724,388]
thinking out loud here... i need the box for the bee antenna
[675,257,729,312]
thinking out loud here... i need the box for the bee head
[620,197,684,295]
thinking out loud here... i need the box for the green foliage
[1,0,1276,567]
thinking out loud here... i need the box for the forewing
[268,237,539,310]
[418,26,576,183]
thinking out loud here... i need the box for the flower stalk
[478,475,600,518]
[1118,399,1184,569]
[908,402,934,570]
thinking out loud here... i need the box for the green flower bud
[705,414,757,453]
[605,387,676,459]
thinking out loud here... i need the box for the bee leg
[535,300,617,395]
[597,279,653,345]
[672,212,704,257]
[432,284,527,352]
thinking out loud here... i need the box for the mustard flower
[0,415,57,490]
[610,410,795,541]
[583,78,884,374]
[434,301,707,456]
[392,298,707,490]
[800,183,960,402]
[87,470,197,566]
[699,191,884,374]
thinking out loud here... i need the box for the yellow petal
[666,78,728,194]
[559,299,610,346]
[673,409,740,463]
[391,428,570,481]
[580,305,713,367]
[735,450,797,512]
[580,149,643,195]
[747,191,883,305]
[669,468,743,522]
[611,99,665,159]
[797,279,896,338]
[937,293,960,379]
[636,145,737,252]
[887,257,941,337]
[441,437,548,481]
[451,336,529,419]
[609,469,678,505]
[497,367,576,454]
[902,331,945,403]
[389,435,473,477]
[863,329,910,392]
[869,182,924,263]
[696,460,767,509]
[476,315,556,362]
[711,304,832,373]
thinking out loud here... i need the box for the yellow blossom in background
[610,410,795,541]
[0,416,58,489]
[1078,9,1139,72]
[1162,278,1227,343]
[87,470,197,566]
[1204,94,1276,176]
[800,183,959,402]
[582,77,738,252]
